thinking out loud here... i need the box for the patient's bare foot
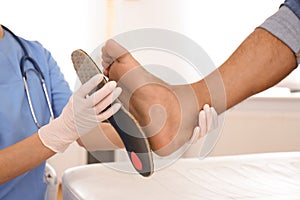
[102,39,200,156]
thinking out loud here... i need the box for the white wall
[1,0,107,87]
[101,0,300,87]
[111,0,282,66]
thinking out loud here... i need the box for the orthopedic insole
[71,49,154,177]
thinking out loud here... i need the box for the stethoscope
[2,25,54,128]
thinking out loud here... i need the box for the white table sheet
[62,152,300,200]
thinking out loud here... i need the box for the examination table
[62,152,300,199]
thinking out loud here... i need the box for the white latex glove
[189,104,218,144]
[38,74,122,153]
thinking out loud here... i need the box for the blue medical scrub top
[0,28,72,199]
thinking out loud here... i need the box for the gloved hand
[189,104,218,144]
[38,74,122,153]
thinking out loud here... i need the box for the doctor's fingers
[94,87,122,114]
[203,104,212,131]
[198,110,208,138]
[188,110,207,144]
[97,103,122,122]
[76,74,104,98]
[210,107,218,130]
[88,81,118,107]
[189,105,218,144]
[188,126,200,144]
[204,105,218,131]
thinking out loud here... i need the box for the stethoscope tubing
[1,25,54,128]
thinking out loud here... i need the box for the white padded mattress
[62,152,300,199]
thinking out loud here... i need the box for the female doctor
[0,25,215,199]
[0,24,124,199]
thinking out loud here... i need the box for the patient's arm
[191,28,297,113]
[77,122,124,151]
[102,28,297,156]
